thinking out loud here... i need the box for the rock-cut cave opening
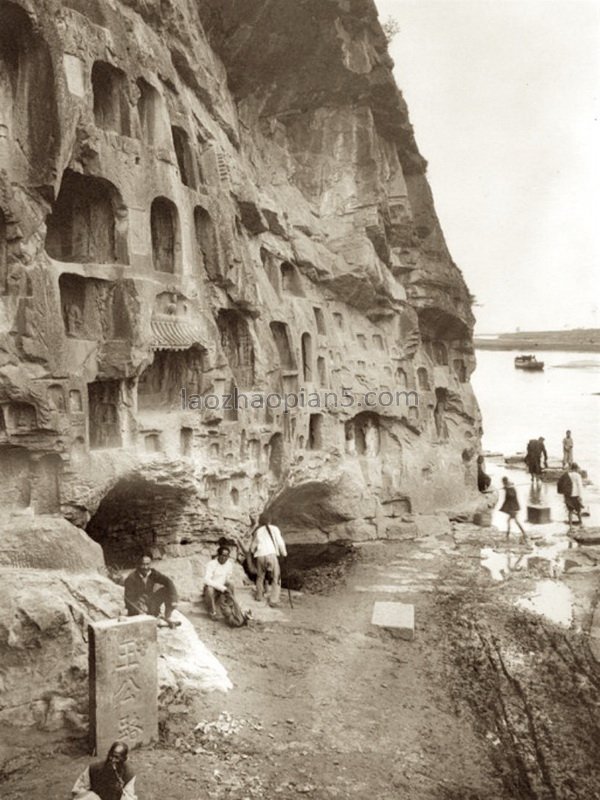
[255,480,357,587]
[86,476,194,569]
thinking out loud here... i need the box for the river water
[472,349,600,629]
[472,349,600,483]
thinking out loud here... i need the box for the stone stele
[89,615,158,755]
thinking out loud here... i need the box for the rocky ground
[2,512,600,800]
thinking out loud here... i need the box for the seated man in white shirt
[203,545,235,619]
[251,518,287,607]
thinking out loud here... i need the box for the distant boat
[514,354,544,371]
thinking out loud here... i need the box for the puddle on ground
[480,540,569,582]
[515,580,575,627]
[480,548,514,581]
[480,540,577,625]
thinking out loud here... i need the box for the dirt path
[3,528,600,799]
[176,545,498,799]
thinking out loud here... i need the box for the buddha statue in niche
[363,417,380,457]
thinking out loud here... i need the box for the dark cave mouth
[88,475,357,581]
[86,476,194,569]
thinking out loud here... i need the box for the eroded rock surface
[0,546,231,756]
[0,0,480,735]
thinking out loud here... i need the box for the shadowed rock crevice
[86,476,197,568]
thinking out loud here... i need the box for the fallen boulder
[0,515,104,571]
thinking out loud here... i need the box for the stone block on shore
[540,468,564,482]
[473,510,493,527]
[527,505,552,524]
[371,602,414,640]
[414,513,451,538]
[506,454,526,465]
[572,528,600,546]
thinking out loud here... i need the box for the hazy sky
[374,0,600,333]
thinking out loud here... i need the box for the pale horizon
[375,0,600,334]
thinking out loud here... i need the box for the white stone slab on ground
[371,601,415,640]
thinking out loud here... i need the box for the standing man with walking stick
[250,515,288,608]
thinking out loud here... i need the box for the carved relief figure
[6,262,28,297]
[186,349,205,397]
[363,417,380,457]
[434,388,449,440]
[218,310,255,389]
[48,385,66,412]
[88,381,121,449]
[13,402,37,429]
[345,421,356,455]
[0,68,13,141]
[65,302,83,336]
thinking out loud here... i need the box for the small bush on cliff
[382,16,401,42]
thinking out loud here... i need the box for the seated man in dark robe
[124,553,180,627]
[72,740,136,799]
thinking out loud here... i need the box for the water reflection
[481,540,566,582]
[480,547,524,581]
[515,580,574,627]
[529,484,544,506]
[480,536,577,626]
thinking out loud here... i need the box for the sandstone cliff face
[0,0,480,566]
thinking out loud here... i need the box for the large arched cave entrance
[86,476,196,568]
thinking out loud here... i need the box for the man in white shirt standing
[251,517,287,607]
[566,462,585,531]
[562,430,574,469]
[203,545,235,619]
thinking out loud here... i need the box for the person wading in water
[500,476,529,545]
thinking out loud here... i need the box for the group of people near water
[71,431,590,799]
[478,429,587,543]
[72,516,287,799]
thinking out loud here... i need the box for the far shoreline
[474,328,600,353]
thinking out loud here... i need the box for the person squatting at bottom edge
[72,741,137,800]
[124,553,181,628]
[250,517,288,607]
